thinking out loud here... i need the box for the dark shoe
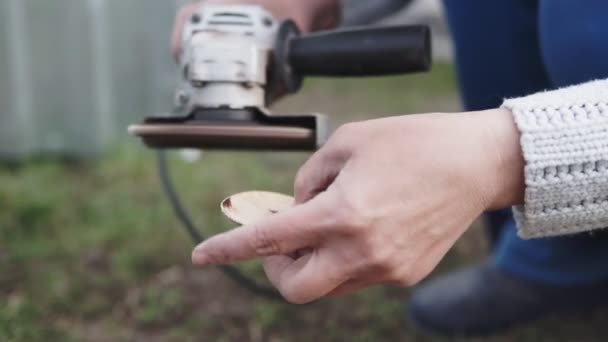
[407,261,608,337]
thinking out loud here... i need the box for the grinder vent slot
[209,12,254,27]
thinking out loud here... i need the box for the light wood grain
[221,191,294,225]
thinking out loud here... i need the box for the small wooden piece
[221,191,294,225]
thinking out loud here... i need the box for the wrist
[474,108,525,210]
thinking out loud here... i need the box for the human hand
[171,0,340,61]
[192,109,524,304]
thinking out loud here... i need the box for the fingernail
[192,246,209,266]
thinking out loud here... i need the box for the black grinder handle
[288,25,431,77]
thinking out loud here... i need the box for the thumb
[294,145,348,204]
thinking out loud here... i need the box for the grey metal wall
[0,0,188,160]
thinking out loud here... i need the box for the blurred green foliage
[2,65,608,341]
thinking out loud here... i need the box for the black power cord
[156,151,284,301]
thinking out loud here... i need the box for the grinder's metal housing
[178,5,276,111]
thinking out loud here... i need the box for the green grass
[3,63,608,341]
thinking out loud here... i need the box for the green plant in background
[135,286,185,327]
[0,297,70,342]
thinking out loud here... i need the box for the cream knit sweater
[502,79,608,239]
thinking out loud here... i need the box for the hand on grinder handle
[171,0,340,61]
[192,109,525,304]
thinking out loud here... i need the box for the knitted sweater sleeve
[501,79,608,239]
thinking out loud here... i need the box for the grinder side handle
[288,25,431,77]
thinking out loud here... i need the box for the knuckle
[206,247,232,265]
[386,267,408,286]
[294,169,309,198]
[388,264,420,287]
[358,240,404,281]
[252,225,282,256]
[331,123,359,144]
[366,246,391,272]
[339,122,360,135]
[280,287,312,305]
[334,190,372,234]
[394,273,418,287]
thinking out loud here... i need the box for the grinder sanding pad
[128,123,315,150]
[128,108,328,151]
[221,191,294,225]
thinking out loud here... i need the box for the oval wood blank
[221,191,294,225]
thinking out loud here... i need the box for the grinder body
[129,4,431,151]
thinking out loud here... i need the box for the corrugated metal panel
[0,0,189,160]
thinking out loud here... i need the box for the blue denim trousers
[442,0,608,285]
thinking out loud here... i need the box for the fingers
[263,254,371,303]
[171,2,202,61]
[263,251,346,304]
[192,194,333,266]
[294,143,349,204]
